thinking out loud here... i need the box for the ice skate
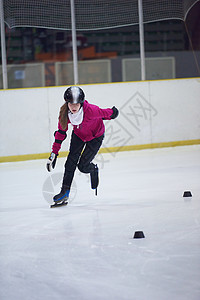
[50,187,70,208]
[90,164,99,195]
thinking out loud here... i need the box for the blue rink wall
[0,78,200,162]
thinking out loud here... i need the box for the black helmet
[64,86,85,104]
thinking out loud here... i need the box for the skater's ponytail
[59,102,68,130]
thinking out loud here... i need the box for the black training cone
[133,231,145,239]
[183,191,192,197]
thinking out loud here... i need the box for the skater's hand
[110,106,119,119]
[46,152,58,172]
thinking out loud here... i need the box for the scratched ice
[0,145,200,300]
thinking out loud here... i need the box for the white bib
[68,107,84,126]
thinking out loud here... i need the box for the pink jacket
[52,100,113,154]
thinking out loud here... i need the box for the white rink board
[0,78,200,157]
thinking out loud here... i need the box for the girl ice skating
[47,86,119,207]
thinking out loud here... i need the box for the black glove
[46,152,58,172]
[110,106,119,119]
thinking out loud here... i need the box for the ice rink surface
[0,145,200,300]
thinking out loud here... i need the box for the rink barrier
[0,139,199,163]
[1,78,199,159]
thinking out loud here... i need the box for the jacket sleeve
[94,106,119,120]
[88,104,114,120]
[101,108,114,120]
[52,121,68,155]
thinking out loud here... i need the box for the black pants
[62,131,104,189]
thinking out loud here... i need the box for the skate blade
[50,201,68,208]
